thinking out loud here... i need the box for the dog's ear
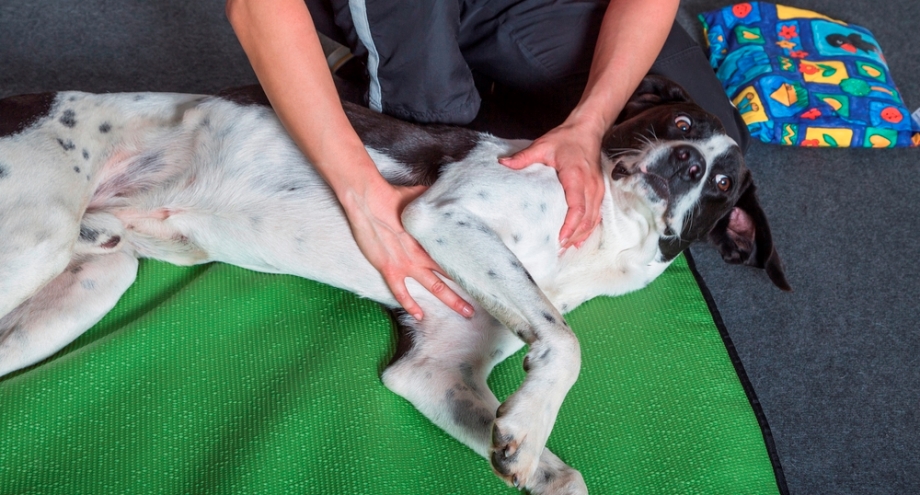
[708,173,792,291]
[616,75,692,124]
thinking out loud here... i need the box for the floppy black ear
[616,75,693,124]
[708,174,792,291]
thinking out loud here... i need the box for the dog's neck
[542,176,672,313]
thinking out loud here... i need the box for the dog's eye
[715,174,732,192]
[675,115,692,132]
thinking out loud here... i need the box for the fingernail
[462,305,474,318]
[559,237,569,246]
[413,312,423,321]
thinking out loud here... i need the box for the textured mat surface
[0,255,779,494]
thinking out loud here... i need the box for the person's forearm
[226,0,474,319]
[567,0,680,132]
[226,0,388,205]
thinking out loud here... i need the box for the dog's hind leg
[382,309,587,495]
[0,250,138,378]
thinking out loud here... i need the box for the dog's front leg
[403,201,581,491]
[382,309,587,495]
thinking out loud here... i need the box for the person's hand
[340,181,475,321]
[499,121,605,251]
[228,0,473,321]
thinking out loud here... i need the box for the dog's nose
[670,145,705,182]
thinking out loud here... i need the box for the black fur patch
[99,122,111,133]
[0,92,56,138]
[216,85,272,108]
[343,101,479,187]
[215,85,480,188]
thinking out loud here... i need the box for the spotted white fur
[0,81,778,495]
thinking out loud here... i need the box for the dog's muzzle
[611,143,707,201]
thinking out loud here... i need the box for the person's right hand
[339,179,475,321]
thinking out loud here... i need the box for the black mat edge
[684,251,790,495]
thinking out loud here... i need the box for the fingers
[340,181,475,322]
[557,167,604,250]
[381,254,475,322]
[413,265,476,319]
[385,272,426,322]
[498,130,606,251]
[498,144,545,170]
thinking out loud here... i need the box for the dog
[0,75,788,494]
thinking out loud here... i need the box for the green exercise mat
[0,255,781,494]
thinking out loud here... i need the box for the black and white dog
[0,76,788,494]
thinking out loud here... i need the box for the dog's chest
[425,146,669,313]
[541,225,672,312]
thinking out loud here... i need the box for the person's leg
[460,1,749,149]
[460,0,605,137]
[306,0,481,124]
[304,0,348,45]
[308,0,480,124]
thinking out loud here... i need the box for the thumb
[498,145,543,170]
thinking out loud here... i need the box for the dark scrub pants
[305,0,750,151]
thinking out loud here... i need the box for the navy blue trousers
[307,0,749,149]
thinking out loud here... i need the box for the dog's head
[603,75,790,290]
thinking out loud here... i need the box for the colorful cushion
[699,2,920,147]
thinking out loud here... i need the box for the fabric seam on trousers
[347,0,382,112]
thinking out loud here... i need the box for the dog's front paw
[489,397,553,489]
[526,452,588,495]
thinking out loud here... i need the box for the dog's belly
[73,94,393,304]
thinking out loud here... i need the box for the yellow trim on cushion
[776,5,844,24]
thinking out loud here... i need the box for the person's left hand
[499,121,606,251]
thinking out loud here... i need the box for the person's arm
[226,0,473,321]
[500,0,681,250]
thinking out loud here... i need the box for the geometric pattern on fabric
[700,2,920,147]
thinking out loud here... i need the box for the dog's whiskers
[606,149,640,159]
[678,203,702,243]
[637,134,655,149]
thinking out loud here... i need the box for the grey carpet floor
[681,2,920,493]
[2,1,918,493]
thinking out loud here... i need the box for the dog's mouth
[611,157,670,203]
[607,151,677,237]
